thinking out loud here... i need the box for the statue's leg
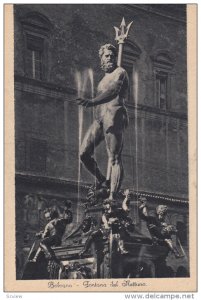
[105,131,124,200]
[40,241,53,259]
[40,241,61,264]
[80,230,102,256]
[118,239,129,255]
[164,238,183,258]
[106,157,112,184]
[29,246,42,262]
[80,120,105,184]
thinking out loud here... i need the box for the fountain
[21,18,183,280]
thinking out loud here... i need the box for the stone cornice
[126,103,187,121]
[122,4,186,24]
[15,74,76,97]
[131,190,188,206]
[15,75,187,122]
[15,172,87,193]
[16,172,188,205]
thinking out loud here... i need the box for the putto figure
[77,44,129,201]
[30,203,73,263]
[138,197,183,258]
[79,189,134,257]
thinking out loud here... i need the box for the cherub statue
[79,189,134,257]
[138,197,183,258]
[29,202,73,263]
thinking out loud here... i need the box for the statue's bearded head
[99,44,117,73]
[156,205,168,219]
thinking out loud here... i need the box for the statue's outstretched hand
[76,98,92,108]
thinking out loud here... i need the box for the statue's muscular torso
[95,67,129,133]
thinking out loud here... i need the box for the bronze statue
[29,204,73,263]
[79,190,134,257]
[138,197,183,258]
[77,43,129,201]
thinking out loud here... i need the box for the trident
[114,17,133,67]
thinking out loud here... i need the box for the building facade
[14,4,189,279]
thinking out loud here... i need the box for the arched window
[122,40,141,104]
[21,12,52,80]
[151,50,175,110]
